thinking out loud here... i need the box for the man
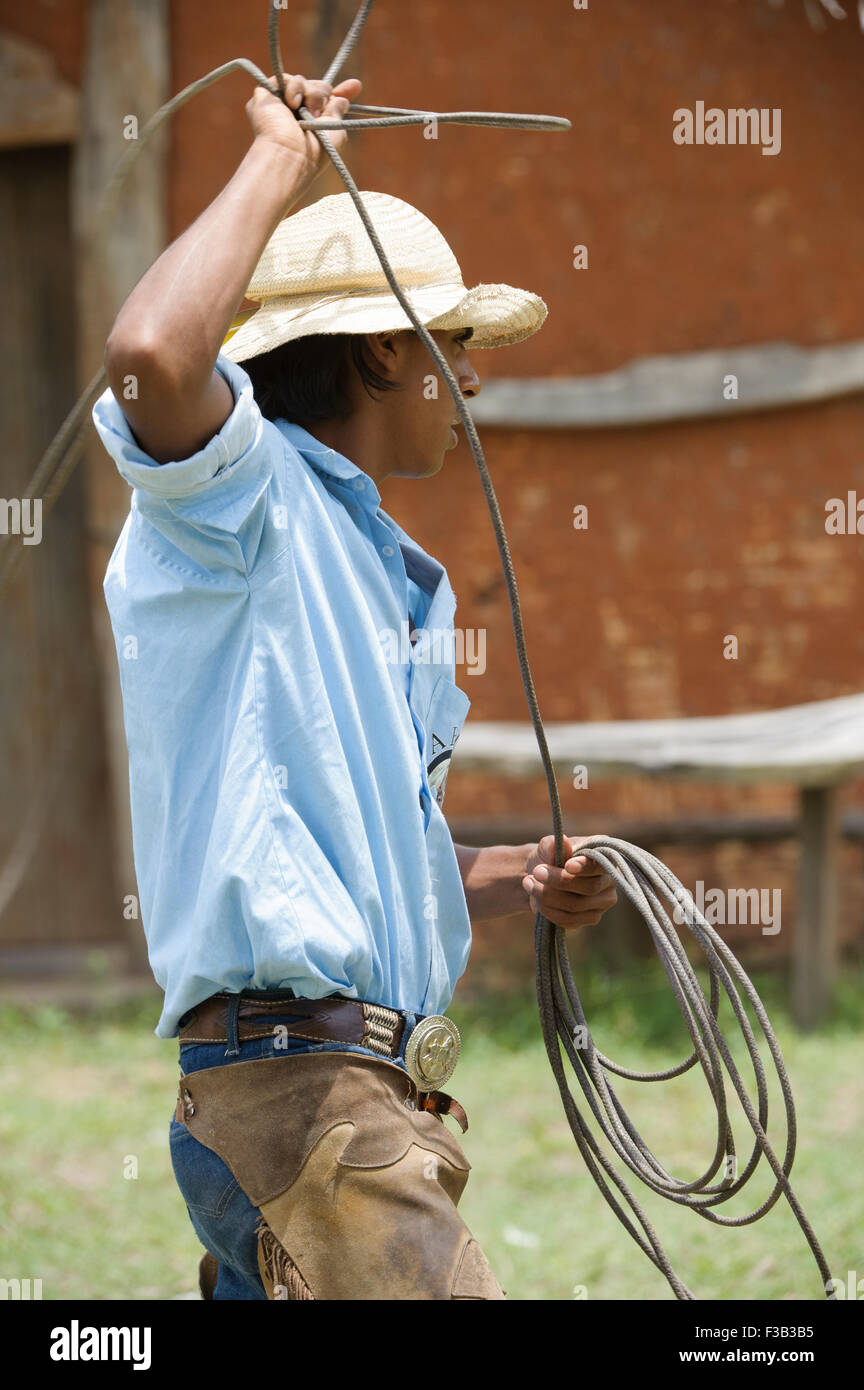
[93,70,617,1300]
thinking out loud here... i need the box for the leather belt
[179,992,406,1057]
[177,991,468,1132]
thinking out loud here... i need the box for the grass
[0,963,861,1301]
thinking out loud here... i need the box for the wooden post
[794,785,839,1028]
[72,0,169,970]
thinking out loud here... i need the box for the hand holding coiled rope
[535,836,834,1300]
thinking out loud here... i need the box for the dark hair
[239,333,404,425]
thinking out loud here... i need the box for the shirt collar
[276,419,381,506]
[276,418,450,611]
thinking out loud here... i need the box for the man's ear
[363,330,406,380]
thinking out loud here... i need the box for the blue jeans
[169,996,422,1300]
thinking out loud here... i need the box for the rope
[3,0,835,1300]
[533,837,835,1300]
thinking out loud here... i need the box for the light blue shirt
[92,354,473,1038]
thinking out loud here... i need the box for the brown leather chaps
[174,1050,506,1300]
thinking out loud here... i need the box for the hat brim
[222,281,546,362]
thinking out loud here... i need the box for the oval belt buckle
[405,1014,461,1092]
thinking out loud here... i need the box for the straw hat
[221,190,547,362]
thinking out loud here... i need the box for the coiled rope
[3,0,834,1300]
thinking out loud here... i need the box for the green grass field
[1,963,861,1301]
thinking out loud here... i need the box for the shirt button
[352,477,365,491]
[381,545,394,557]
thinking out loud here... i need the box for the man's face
[379,328,481,480]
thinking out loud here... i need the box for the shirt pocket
[423,674,471,810]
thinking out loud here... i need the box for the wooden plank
[794,785,838,1028]
[469,340,864,429]
[454,693,864,785]
[447,809,864,847]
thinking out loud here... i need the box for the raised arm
[104,73,361,464]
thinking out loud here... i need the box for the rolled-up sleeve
[91,354,265,500]
[92,353,278,572]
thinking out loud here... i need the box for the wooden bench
[453,693,864,1027]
